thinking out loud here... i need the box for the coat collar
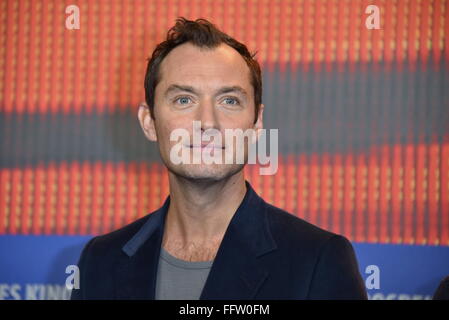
[115,180,277,299]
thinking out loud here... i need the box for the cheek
[226,112,255,129]
[155,119,189,146]
[231,102,256,126]
[156,122,173,141]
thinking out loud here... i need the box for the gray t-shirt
[155,247,214,300]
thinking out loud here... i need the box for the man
[433,275,449,300]
[71,17,367,300]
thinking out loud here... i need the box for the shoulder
[71,214,153,300]
[264,201,340,250]
[262,201,360,269]
[263,202,366,299]
[434,275,449,300]
[83,214,151,257]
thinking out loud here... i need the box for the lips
[189,144,225,149]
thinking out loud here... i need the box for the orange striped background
[1,0,448,114]
[0,0,448,245]
[1,143,448,245]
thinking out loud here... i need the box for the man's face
[138,42,263,182]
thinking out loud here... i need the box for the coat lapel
[114,181,277,300]
[199,182,277,299]
[114,197,170,299]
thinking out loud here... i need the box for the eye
[174,96,192,105]
[222,97,240,105]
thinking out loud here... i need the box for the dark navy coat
[71,181,367,300]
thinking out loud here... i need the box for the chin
[166,163,245,182]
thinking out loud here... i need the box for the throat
[162,237,222,262]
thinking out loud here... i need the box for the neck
[163,171,247,247]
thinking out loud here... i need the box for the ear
[137,102,157,142]
[252,103,264,143]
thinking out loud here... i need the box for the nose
[196,99,218,132]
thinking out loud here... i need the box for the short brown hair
[144,17,262,123]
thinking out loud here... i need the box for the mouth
[187,144,225,150]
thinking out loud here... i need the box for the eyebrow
[164,84,197,97]
[164,84,248,98]
[215,86,248,97]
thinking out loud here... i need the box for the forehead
[157,42,253,93]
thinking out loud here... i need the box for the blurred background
[0,0,448,299]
